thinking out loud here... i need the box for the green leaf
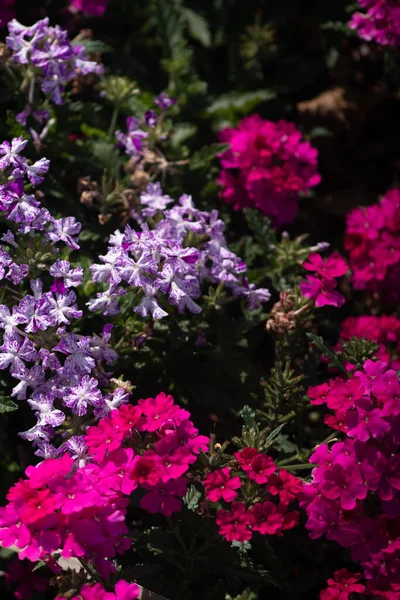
[181,8,211,47]
[74,39,114,54]
[170,122,197,148]
[90,140,122,177]
[183,485,202,511]
[206,90,276,119]
[265,423,286,449]
[307,334,348,374]
[238,405,257,429]
[0,395,18,413]
[189,142,230,170]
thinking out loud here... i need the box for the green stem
[108,105,120,138]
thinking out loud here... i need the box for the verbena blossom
[302,360,400,597]
[209,449,299,544]
[345,188,400,303]
[88,185,270,319]
[300,252,347,308]
[69,0,109,18]
[0,138,121,455]
[337,315,400,369]
[6,18,103,108]
[0,393,208,576]
[349,1,400,47]
[114,92,176,159]
[217,115,320,229]
[57,581,139,600]
[319,569,366,600]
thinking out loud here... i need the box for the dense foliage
[1,1,400,599]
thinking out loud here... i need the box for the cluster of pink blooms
[338,314,400,369]
[69,0,109,17]
[345,188,400,302]
[217,115,320,228]
[204,448,301,543]
[56,581,139,600]
[349,0,400,47]
[300,252,347,308]
[319,569,366,600]
[0,392,208,576]
[302,360,400,598]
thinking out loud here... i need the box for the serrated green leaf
[189,143,229,170]
[307,334,347,374]
[265,423,286,448]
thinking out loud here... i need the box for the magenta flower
[140,478,187,516]
[203,468,241,502]
[320,569,366,600]
[251,501,285,535]
[216,502,253,542]
[217,115,320,229]
[300,275,345,308]
[69,0,109,17]
[303,252,348,279]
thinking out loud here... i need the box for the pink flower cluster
[0,393,208,577]
[5,559,48,600]
[319,569,365,600]
[85,392,209,516]
[205,449,301,543]
[69,0,109,17]
[349,0,400,47]
[57,580,139,600]
[345,188,400,302]
[302,360,400,598]
[338,315,400,369]
[217,115,320,229]
[0,453,130,576]
[300,252,347,308]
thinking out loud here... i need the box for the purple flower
[0,137,28,170]
[154,92,177,111]
[0,333,37,375]
[140,183,173,217]
[47,217,81,250]
[64,375,103,416]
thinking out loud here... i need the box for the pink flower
[251,501,285,535]
[139,392,189,432]
[349,1,400,47]
[320,569,365,600]
[234,447,259,470]
[303,253,348,279]
[300,275,345,308]
[140,478,187,516]
[69,0,108,17]
[245,454,276,484]
[203,468,241,502]
[217,115,320,229]
[266,470,303,505]
[130,455,159,486]
[216,502,253,542]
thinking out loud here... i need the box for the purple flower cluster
[302,360,400,598]
[88,185,270,319]
[0,137,124,458]
[115,92,176,157]
[349,0,400,47]
[6,18,103,108]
